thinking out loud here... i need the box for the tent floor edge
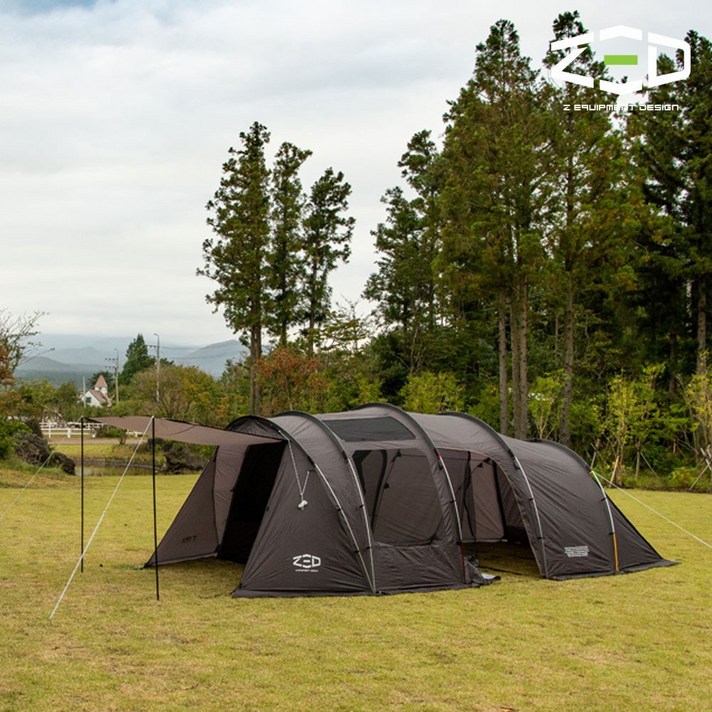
[546,558,679,581]
[231,588,374,598]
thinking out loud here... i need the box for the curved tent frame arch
[441,412,550,578]
[354,403,466,548]
[311,403,474,589]
[274,410,377,593]
[529,437,620,573]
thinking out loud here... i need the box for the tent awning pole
[151,416,160,601]
[80,416,85,574]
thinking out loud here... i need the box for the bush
[670,467,710,492]
[161,440,209,473]
[0,419,30,460]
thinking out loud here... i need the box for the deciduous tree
[0,310,42,387]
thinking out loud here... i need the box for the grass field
[1,467,710,711]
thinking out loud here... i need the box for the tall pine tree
[541,11,635,444]
[200,121,271,414]
[267,142,312,346]
[301,168,354,354]
[629,31,712,377]
[364,131,443,375]
[440,19,548,437]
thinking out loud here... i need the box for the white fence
[40,421,100,439]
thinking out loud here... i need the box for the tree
[200,121,272,413]
[0,310,43,387]
[364,186,427,367]
[267,142,312,346]
[440,19,548,437]
[12,379,82,423]
[301,168,354,353]
[603,366,665,482]
[628,31,712,377]
[396,129,443,341]
[541,11,636,445]
[129,364,222,425]
[364,131,443,375]
[319,300,373,355]
[685,371,712,471]
[256,345,328,415]
[529,372,564,441]
[399,371,465,413]
[120,334,154,384]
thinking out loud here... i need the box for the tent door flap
[218,442,285,563]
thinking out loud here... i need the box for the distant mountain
[15,335,246,384]
[170,340,245,377]
[45,346,110,367]
[15,356,105,387]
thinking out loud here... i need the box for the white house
[81,374,112,408]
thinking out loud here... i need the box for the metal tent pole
[80,416,85,573]
[151,417,160,601]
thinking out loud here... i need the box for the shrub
[0,419,30,460]
[670,467,710,492]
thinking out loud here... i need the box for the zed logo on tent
[293,554,321,572]
[550,25,691,95]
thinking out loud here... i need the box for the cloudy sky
[1,0,709,345]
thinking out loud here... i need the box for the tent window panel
[354,449,444,546]
[471,461,506,542]
[322,417,416,442]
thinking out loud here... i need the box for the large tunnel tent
[98,406,673,599]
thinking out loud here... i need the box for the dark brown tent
[108,405,673,597]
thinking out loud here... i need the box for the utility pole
[153,333,160,406]
[105,350,119,404]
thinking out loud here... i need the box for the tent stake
[151,417,160,601]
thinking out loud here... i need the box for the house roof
[87,389,111,405]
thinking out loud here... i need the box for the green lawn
[0,468,710,711]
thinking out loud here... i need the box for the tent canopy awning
[90,416,284,448]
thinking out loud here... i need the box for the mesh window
[321,416,416,442]
[353,448,444,545]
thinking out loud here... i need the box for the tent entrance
[218,442,286,563]
[441,449,529,550]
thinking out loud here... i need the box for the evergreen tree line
[199,122,354,413]
[202,13,712,486]
[359,13,712,484]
